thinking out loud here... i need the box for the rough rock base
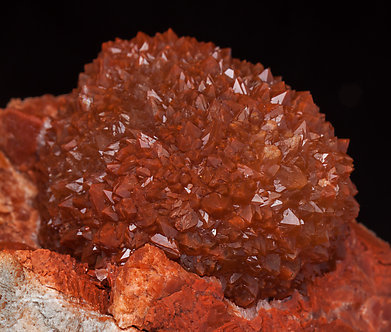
[1,221,390,331]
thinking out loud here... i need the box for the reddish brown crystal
[30,30,359,307]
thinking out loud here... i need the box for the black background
[1,1,389,243]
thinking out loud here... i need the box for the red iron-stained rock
[107,223,391,331]
[0,109,43,167]
[109,244,233,330]
[4,248,110,313]
[1,220,390,331]
[0,95,72,169]
[0,151,39,249]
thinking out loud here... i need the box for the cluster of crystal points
[36,30,359,307]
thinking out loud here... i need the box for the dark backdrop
[1,1,389,243]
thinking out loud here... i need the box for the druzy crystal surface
[36,30,359,307]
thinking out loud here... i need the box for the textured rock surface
[0,250,136,332]
[0,151,39,250]
[228,221,391,331]
[109,244,233,330]
[1,222,390,331]
[107,225,391,331]
[0,95,71,169]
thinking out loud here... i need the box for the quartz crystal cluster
[35,30,359,307]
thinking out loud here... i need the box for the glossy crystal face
[36,30,359,307]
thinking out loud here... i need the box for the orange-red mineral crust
[1,221,390,331]
[0,150,39,249]
[8,248,110,313]
[107,224,391,331]
[4,30,360,307]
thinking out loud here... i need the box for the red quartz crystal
[33,30,359,307]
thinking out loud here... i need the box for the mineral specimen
[2,30,359,307]
[1,222,391,331]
